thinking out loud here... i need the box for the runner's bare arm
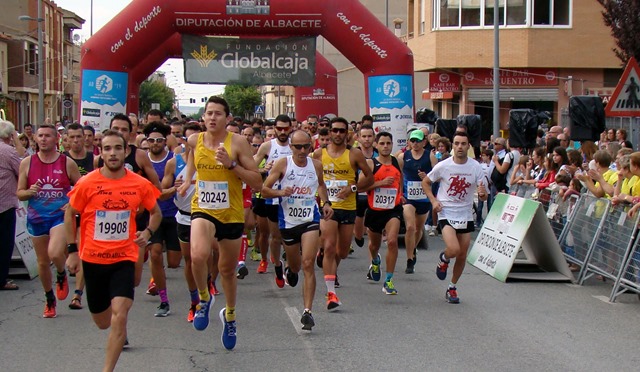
[260,157,287,198]
[64,205,80,274]
[177,133,197,196]
[312,147,322,161]
[166,133,178,151]
[360,158,378,192]
[136,149,161,190]
[16,156,36,201]
[159,157,177,201]
[314,159,334,220]
[229,135,262,190]
[352,149,374,191]
[135,202,162,247]
[253,140,271,164]
[66,157,82,185]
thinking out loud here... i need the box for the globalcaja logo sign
[372,113,391,122]
[82,108,101,117]
[182,35,316,86]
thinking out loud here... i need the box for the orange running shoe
[43,299,57,318]
[187,304,197,323]
[146,278,158,296]
[56,274,69,301]
[326,292,341,310]
[257,260,268,274]
[209,280,220,296]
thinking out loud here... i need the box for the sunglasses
[409,138,422,143]
[140,147,150,151]
[331,128,347,134]
[252,144,261,148]
[318,123,328,127]
[275,127,290,132]
[292,143,311,150]
[146,137,166,144]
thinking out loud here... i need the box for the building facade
[407,0,621,133]
[0,0,83,130]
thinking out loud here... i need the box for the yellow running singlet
[322,147,356,210]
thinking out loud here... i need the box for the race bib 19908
[326,180,348,202]
[94,210,130,241]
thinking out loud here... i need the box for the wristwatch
[228,161,238,170]
[323,200,332,207]
[350,185,357,193]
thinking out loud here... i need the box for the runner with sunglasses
[253,115,293,285]
[262,130,333,329]
[313,117,373,309]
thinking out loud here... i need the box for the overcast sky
[54,0,225,105]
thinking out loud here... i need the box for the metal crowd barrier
[611,237,640,302]
[553,193,640,302]
[538,188,579,239]
[558,195,611,276]
[577,202,639,285]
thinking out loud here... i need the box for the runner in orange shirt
[65,130,161,372]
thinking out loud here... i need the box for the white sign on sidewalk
[12,202,38,279]
[467,193,574,282]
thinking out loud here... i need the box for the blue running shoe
[382,279,397,295]
[193,295,214,331]
[436,252,450,281]
[219,308,237,350]
[446,286,459,304]
[368,254,381,282]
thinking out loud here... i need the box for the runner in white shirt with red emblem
[421,131,487,304]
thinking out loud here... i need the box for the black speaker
[569,96,605,142]
[508,109,539,148]
[456,114,481,147]
[416,108,439,124]
[435,119,458,141]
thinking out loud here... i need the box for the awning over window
[468,88,558,102]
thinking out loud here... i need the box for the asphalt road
[2,231,640,371]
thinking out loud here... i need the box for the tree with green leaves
[138,79,176,115]
[598,0,640,63]
[223,85,262,118]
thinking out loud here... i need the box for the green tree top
[223,85,262,118]
[598,0,640,64]
[139,79,176,115]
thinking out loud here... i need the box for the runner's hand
[177,181,189,196]
[216,146,232,168]
[336,186,352,200]
[418,171,426,180]
[280,186,293,197]
[322,204,334,220]
[134,230,150,248]
[380,177,394,186]
[28,181,41,197]
[432,200,443,213]
[174,176,184,189]
[66,253,80,275]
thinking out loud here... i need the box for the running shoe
[326,292,341,310]
[301,310,315,331]
[275,261,285,288]
[249,248,261,261]
[354,237,365,248]
[219,308,237,350]
[446,286,460,304]
[193,295,214,331]
[284,267,299,287]
[123,337,129,349]
[154,302,171,317]
[56,273,69,301]
[209,281,220,296]
[349,244,354,255]
[382,279,397,295]
[405,258,415,274]
[257,259,268,274]
[316,248,324,268]
[436,252,450,281]
[187,304,197,323]
[43,298,56,318]
[368,254,381,282]
[237,263,249,279]
[68,296,83,310]
[146,279,158,296]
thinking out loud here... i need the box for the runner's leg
[300,231,320,310]
[451,233,472,284]
[103,296,133,372]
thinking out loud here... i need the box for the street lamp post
[19,0,45,125]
